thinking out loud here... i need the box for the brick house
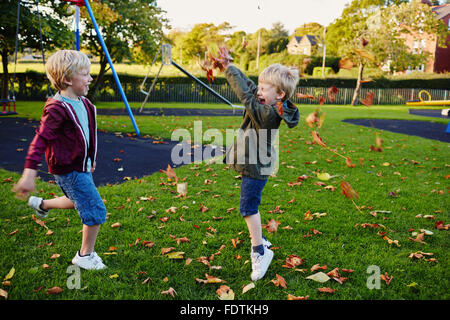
[402,2,450,73]
[431,4,450,73]
[287,35,319,55]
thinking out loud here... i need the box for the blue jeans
[239,176,268,217]
[54,171,106,226]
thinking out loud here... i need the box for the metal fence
[294,87,450,105]
[119,83,450,105]
[9,73,450,105]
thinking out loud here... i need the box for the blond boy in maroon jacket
[13,50,106,270]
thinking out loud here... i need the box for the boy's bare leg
[244,213,263,247]
[40,196,74,210]
[80,224,100,256]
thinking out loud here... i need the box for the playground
[0,0,449,304]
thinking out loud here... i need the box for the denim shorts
[239,175,268,217]
[54,171,106,226]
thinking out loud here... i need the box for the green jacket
[224,65,300,180]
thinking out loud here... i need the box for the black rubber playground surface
[342,118,450,143]
[0,117,220,186]
[408,108,449,118]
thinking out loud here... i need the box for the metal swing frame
[4,0,52,115]
[138,43,243,113]
[64,0,141,136]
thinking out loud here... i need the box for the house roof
[293,35,318,45]
[432,4,450,20]
[305,35,318,45]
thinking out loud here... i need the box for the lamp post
[321,26,327,78]
[256,1,263,71]
[256,30,261,71]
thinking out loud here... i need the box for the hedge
[2,71,450,102]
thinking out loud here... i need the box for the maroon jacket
[25,94,98,175]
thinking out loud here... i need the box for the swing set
[7,0,141,135]
[3,0,52,116]
[8,0,242,134]
[139,43,243,113]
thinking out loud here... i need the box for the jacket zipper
[81,97,97,171]
[61,101,88,172]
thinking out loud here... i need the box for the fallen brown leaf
[271,274,287,289]
[161,287,177,298]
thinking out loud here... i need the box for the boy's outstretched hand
[215,46,233,71]
[12,168,37,200]
[199,46,233,84]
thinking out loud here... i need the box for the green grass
[0,101,449,300]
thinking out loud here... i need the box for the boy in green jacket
[221,59,300,281]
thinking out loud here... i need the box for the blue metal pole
[83,0,140,136]
[75,6,80,51]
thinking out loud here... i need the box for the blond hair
[258,63,299,100]
[45,50,91,91]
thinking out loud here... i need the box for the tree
[294,22,324,37]
[326,0,448,105]
[167,28,187,64]
[176,22,233,64]
[225,30,248,68]
[267,22,289,54]
[366,0,448,73]
[0,0,71,99]
[79,0,168,100]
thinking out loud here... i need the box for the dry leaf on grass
[282,255,304,269]
[318,287,337,294]
[46,286,63,295]
[306,272,330,283]
[196,274,226,284]
[161,287,177,298]
[288,294,309,300]
[311,264,328,272]
[271,274,287,289]
[160,164,179,182]
[216,285,235,300]
[242,283,255,294]
[166,252,185,259]
[380,273,393,285]
[3,267,15,281]
[408,233,426,244]
[263,219,281,233]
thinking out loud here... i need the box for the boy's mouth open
[258,98,265,104]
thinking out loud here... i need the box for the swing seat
[0,99,17,116]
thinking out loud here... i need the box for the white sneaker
[250,236,272,257]
[91,251,104,264]
[262,236,272,248]
[72,251,106,270]
[250,246,274,281]
[28,196,50,219]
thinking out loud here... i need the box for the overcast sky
[157,0,353,34]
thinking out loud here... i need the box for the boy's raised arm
[225,65,272,126]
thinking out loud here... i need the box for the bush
[304,56,341,75]
[312,67,334,77]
